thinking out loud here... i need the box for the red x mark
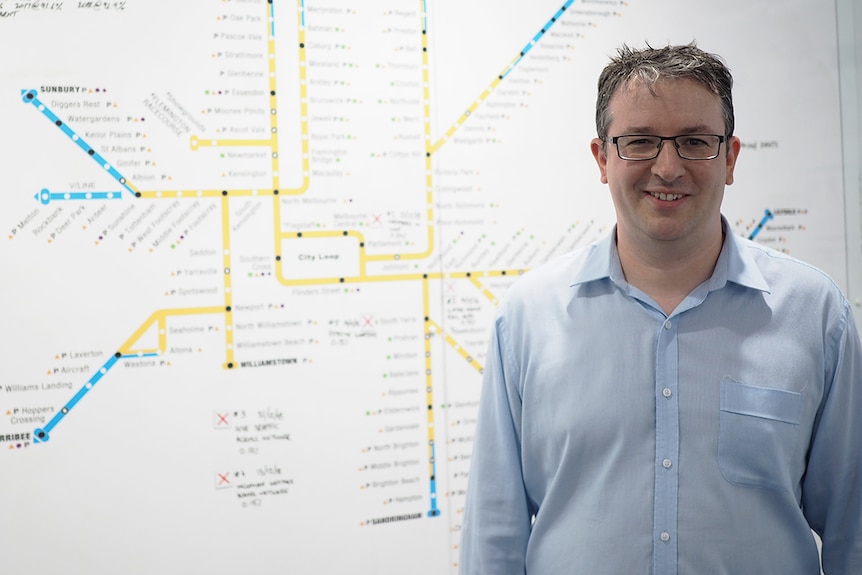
[217,473,230,486]
[216,412,229,426]
[362,316,374,327]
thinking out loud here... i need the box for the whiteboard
[0,1,859,574]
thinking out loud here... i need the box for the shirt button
[662,458,673,469]
[662,387,672,398]
[660,531,671,542]
[664,320,672,330]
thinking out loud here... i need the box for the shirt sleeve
[459,313,533,574]
[802,302,862,573]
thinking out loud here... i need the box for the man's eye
[682,137,709,147]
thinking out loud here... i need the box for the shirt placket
[653,315,680,574]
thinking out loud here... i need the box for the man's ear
[725,135,741,186]
[590,138,609,184]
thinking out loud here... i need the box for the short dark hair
[595,43,735,140]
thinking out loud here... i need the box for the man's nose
[651,141,685,180]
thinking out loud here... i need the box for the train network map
[0,1,854,573]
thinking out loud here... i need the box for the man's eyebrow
[677,124,718,134]
[618,124,718,135]
[617,127,654,134]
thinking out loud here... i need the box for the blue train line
[270,0,276,36]
[21,89,136,198]
[33,351,159,443]
[502,0,576,79]
[428,440,440,517]
[36,188,124,205]
[748,209,775,240]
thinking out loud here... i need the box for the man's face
[591,77,740,251]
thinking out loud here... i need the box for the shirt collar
[716,216,771,293]
[569,216,770,294]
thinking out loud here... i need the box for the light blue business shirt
[460,219,862,574]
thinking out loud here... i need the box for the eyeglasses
[610,134,726,161]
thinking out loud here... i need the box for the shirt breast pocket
[718,379,804,492]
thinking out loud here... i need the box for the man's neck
[616,224,725,316]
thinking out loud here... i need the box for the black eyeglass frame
[609,134,727,161]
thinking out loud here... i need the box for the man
[459,44,862,574]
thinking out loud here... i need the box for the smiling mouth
[648,191,684,202]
